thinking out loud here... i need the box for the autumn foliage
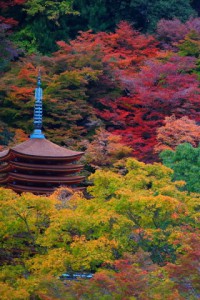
[0,159,199,299]
[155,115,200,152]
[0,5,200,299]
[1,22,199,162]
[98,55,200,161]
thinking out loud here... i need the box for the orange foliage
[83,128,132,168]
[10,85,34,102]
[18,62,39,83]
[101,21,159,73]
[0,0,26,26]
[155,115,200,153]
[56,21,159,76]
[11,129,28,144]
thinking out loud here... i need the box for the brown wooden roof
[7,184,85,195]
[0,173,85,184]
[8,183,55,194]
[0,163,11,173]
[0,149,9,159]
[0,162,84,173]
[0,138,84,161]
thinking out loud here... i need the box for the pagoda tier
[0,173,85,184]
[0,138,84,195]
[0,162,84,174]
[7,184,85,194]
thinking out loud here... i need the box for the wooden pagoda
[0,74,84,194]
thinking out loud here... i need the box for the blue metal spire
[30,70,45,139]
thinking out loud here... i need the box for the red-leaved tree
[157,17,200,50]
[98,56,200,162]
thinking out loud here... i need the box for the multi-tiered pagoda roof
[0,73,84,194]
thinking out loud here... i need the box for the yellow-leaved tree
[0,158,199,299]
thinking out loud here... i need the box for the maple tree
[1,30,199,162]
[0,22,159,149]
[154,115,200,153]
[0,22,199,164]
[88,158,199,263]
[82,128,132,169]
[98,55,200,162]
[63,251,184,300]
[0,0,197,56]
[156,17,200,50]
[0,0,198,56]
[178,30,200,58]
[0,3,200,299]
[0,57,99,146]
[40,21,158,146]
[51,21,158,80]
[0,155,199,299]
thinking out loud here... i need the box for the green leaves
[24,0,77,19]
[160,143,200,193]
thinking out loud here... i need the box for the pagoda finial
[37,69,41,87]
[30,70,45,139]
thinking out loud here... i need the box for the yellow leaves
[123,158,176,193]
[5,192,57,232]
[126,158,146,171]
[51,186,85,211]
[50,186,74,201]
[146,163,173,180]
[3,191,57,214]
[158,184,184,198]
[70,235,118,270]
[0,188,62,267]
[136,194,186,224]
[86,159,198,240]
[37,208,75,247]
[27,248,72,276]
[147,269,182,300]
[88,170,123,200]
[29,235,118,274]
[80,67,103,81]
[0,282,29,300]
[0,187,18,201]
[27,236,118,276]
[0,156,199,296]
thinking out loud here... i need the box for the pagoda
[0,74,84,194]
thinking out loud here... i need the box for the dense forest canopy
[0,1,200,299]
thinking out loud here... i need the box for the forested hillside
[0,1,200,299]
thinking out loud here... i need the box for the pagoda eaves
[0,74,85,194]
